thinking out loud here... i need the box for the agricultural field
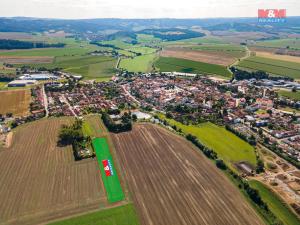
[136,34,161,43]
[254,38,300,50]
[278,90,300,101]
[119,53,157,73]
[161,47,236,66]
[0,89,31,116]
[158,114,257,170]
[111,124,263,225]
[237,56,300,79]
[161,36,227,46]
[82,115,106,137]
[0,118,108,225]
[249,180,300,225]
[19,55,117,80]
[254,51,300,64]
[189,44,247,58]
[0,82,7,89]
[92,138,125,203]
[155,56,231,78]
[49,203,140,225]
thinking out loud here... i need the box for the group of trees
[102,112,132,133]
[0,39,65,50]
[230,67,269,80]
[186,134,218,160]
[58,119,84,145]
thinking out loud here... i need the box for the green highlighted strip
[92,137,124,203]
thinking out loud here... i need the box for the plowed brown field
[112,124,264,225]
[0,89,31,116]
[161,48,235,66]
[0,118,107,225]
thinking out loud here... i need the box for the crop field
[278,90,300,101]
[161,47,236,66]
[92,138,125,203]
[0,89,31,116]
[161,36,227,46]
[189,44,246,58]
[18,55,117,79]
[0,56,54,64]
[255,51,300,63]
[255,38,300,50]
[0,118,108,225]
[249,180,300,225]
[158,114,257,170]
[119,53,157,73]
[155,56,231,78]
[238,56,300,79]
[111,124,263,225]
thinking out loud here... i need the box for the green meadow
[48,204,140,225]
[158,114,257,170]
[155,57,231,78]
[278,90,300,101]
[120,53,157,73]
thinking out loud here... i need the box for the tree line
[0,39,65,50]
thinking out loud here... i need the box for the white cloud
[0,0,299,19]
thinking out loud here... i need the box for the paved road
[42,84,49,117]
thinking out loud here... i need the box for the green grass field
[255,38,300,50]
[155,57,231,78]
[92,137,124,203]
[278,90,300,101]
[249,180,300,225]
[120,53,157,72]
[238,56,300,79]
[48,203,140,225]
[0,82,7,89]
[18,55,116,79]
[82,115,105,137]
[158,114,257,170]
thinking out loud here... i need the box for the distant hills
[0,17,300,34]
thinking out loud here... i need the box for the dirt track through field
[112,124,264,225]
[0,118,107,225]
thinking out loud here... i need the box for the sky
[1,0,300,19]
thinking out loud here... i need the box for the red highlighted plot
[102,159,113,176]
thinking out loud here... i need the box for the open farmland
[119,53,157,73]
[161,47,236,66]
[278,90,300,101]
[254,38,300,50]
[157,114,257,170]
[0,56,53,64]
[49,203,140,225]
[189,44,246,58]
[0,89,31,116]
[155,56,231,78]
[254,51,300,63]
[0,118,108,225]
[111,124,263,225]
[238,56,300,79]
